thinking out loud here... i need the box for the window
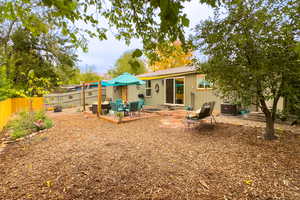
[197,74,212,89]
[145,80,151,97]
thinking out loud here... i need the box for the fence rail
[44,88,106,108]
[0,97,44,131]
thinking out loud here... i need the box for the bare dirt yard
[0,111,299,200]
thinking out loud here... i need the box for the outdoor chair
[115,99,125,112]
[110,102,117,112]
[125,101,139,116]
[184,101,216,130]
[138,99,144,112]
[110,102,124,112]
[115,99,123,105]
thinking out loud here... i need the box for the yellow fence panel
[0,97,44,131]
[0,99,12,131]
[11,97,44,113]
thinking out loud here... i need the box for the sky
[77,0,214,74]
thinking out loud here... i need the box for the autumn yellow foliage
[151,40,193,71]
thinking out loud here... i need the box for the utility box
[221,103,238,115]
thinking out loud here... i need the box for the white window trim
[145,80,152,97]
[196,74,213,90]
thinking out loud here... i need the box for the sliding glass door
[165,79,174,104]
[175,78,184,104]
[165,78,184,105]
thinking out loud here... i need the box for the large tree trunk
[259,99,278,140]
[264,115,277,140]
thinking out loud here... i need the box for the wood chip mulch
[0,112,299,200]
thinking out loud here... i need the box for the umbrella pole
[97,81,102,116]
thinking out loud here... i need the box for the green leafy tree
[0,27,78,97]
[0,71,10,101]
[68,66,103,84]
[194,0,300,140]
[0,0,220,58]
[108,51,147,77]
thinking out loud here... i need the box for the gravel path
[0,112,299,200]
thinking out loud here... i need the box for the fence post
[29,97,33,113]
[98,81,102,116]
[82,82,86,111]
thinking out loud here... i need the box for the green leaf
[132,49,143,57]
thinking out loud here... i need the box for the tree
[0,22,78,100]
[0,0,220,57]
[194,0,300,140]
[1,28,78,96]
[0,70,10,101]
[108,51,147,77]
[150,40,193,71]
[68,66,103,84]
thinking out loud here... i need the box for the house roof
[137,66,197,80]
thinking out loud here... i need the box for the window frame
[196,74,213,90]
[145,80,152,97]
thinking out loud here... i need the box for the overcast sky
[77,0,214,74]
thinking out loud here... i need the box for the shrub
[44,119,53,129]
[10,129,29,140]
[8,110,53,140]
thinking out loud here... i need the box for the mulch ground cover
[0,112,299,200]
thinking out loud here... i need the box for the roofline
[139,71,197,80]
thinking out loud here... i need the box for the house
[106,66,224,112]
[137,66,225,112]
[105,66,285,113]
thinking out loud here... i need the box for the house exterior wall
[128,85,144,102]
[266,97,284,111]
[105,86,122,101]
[106,85,145,102]
[135,74,224,113]
[184,74,223,112]
[144,79,165,106]
[106,86,114,100]
[105,73,284,113]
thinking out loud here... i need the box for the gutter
[139,72,197,80]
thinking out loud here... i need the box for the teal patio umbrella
[106,72,145,86]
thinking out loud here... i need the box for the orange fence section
[0,99,12,131]
[0,97,44,131]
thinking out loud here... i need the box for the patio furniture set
[110,99,144,116]
[91,98,144,117]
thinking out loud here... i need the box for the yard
[0,111,299,200]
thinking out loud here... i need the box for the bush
[8,110,53,140]
[10,129,29,140]
[44,119,53,129]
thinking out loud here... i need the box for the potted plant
[115,112,124,123]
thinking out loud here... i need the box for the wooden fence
[0,97,44,131]
[44,88,105,108]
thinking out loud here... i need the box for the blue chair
[115,99,125,112]
[138,99,144,111]
[125,101,139,116]
[115,99,122,104]
[110,102,117,112]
